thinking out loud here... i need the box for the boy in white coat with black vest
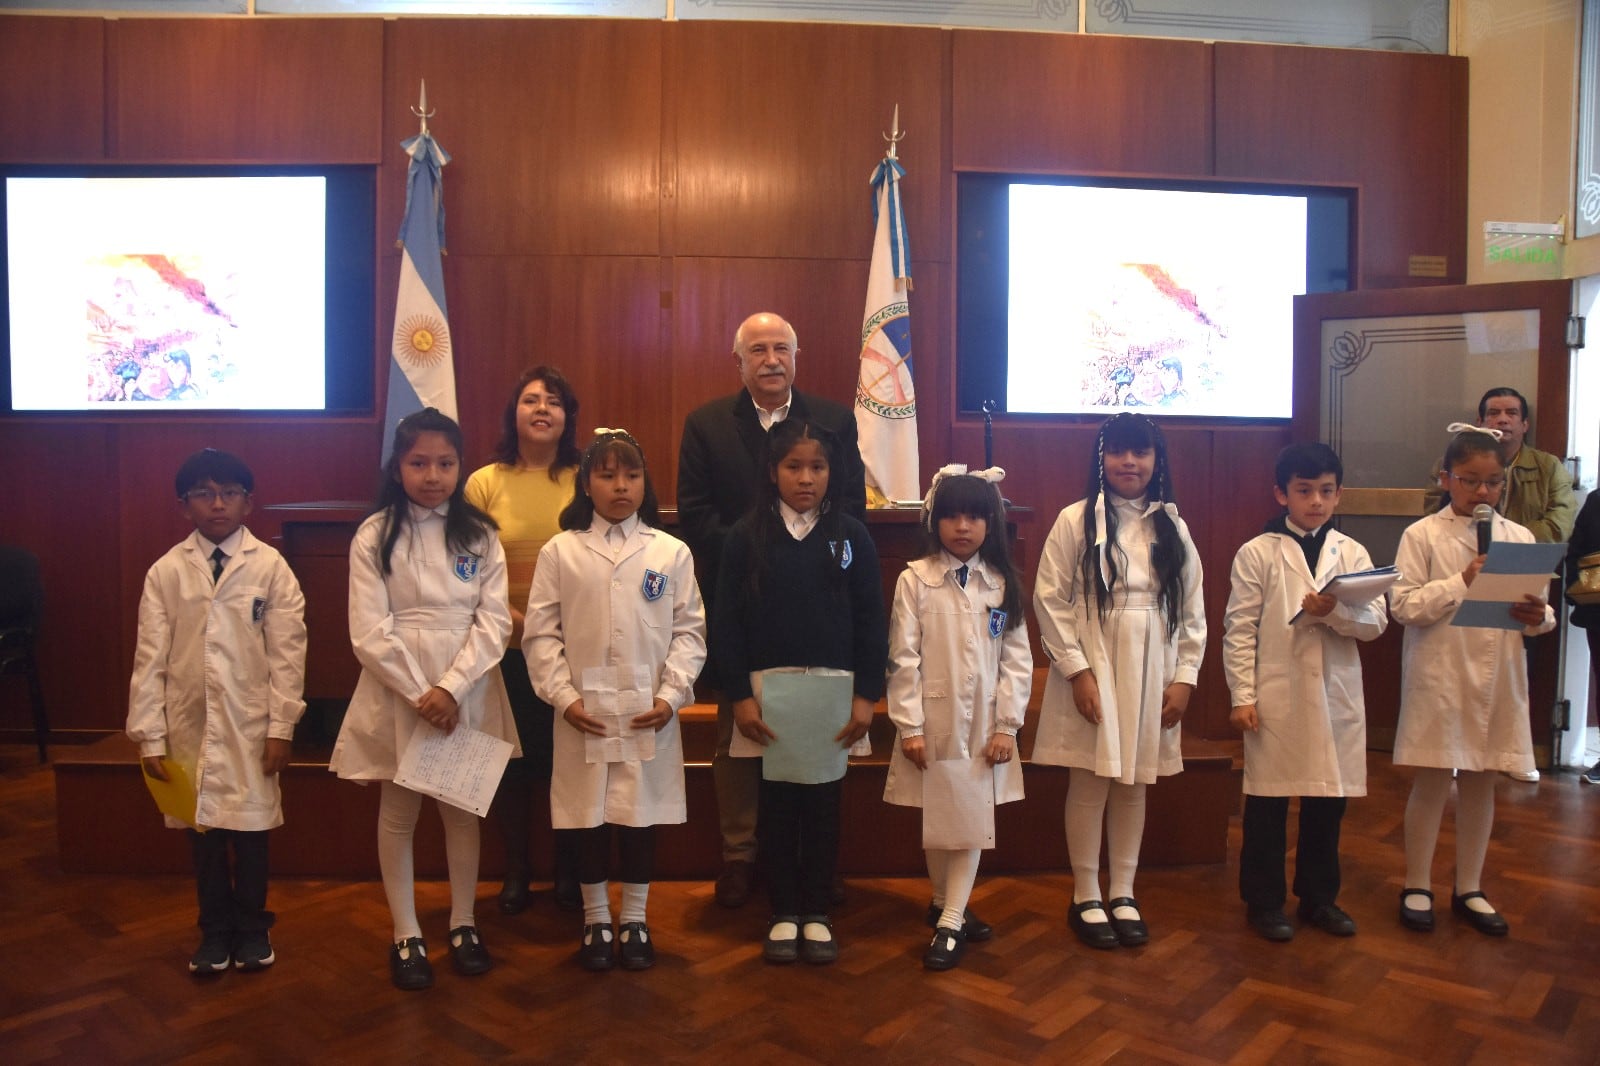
[1223,443,1386,941]
[128,449,307,975]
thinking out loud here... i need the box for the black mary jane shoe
[922,926,967,971]
[448,925,493,976]
[1451,891,1510,937]
[1105,897,1149,947]
[925,903,994,943]
[389,936,434,991]
[1398,887,1435,932]
[1068,900,1120,950]
[578,923,615,972]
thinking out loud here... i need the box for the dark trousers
[189,828,272,939]
[575,824,656,885]
[1239,795,1346,911]
[493,648,579,883]
[758,778,842,917]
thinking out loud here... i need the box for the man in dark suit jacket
[677,311,866,907]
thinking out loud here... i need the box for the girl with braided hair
[1032,413,1206,949]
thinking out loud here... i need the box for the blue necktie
[211,547,226,584]
[956,564,968,588]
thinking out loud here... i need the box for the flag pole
[412,79,433,137]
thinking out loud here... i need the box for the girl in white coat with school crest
[1391,426,1555,938]
[883,467,1032,971]
[332,409,515,990]
[1033,414,1206,950]
[525,429,706,973]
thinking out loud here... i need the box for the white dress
[1031,496,1206,784]
[1390,508,1554,772]
[1223,528,1386,797]
[882,554,1031,808]
[330,504,516,781]
[127,527,307,831]
[524,515,706,829]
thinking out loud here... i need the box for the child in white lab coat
[128,448,307,975]
[883,466,1032,971]
[1223,442,1386,942]
[1392,426,1555,937]
[331,408,515,990]
[1032,413,1206,950]
[524,429,706,973]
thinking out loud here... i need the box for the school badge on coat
[453,554,480,582]
[641,569,668,601]
[988,609,1006,638]
[831,540,854,569]
[252,597,268,623]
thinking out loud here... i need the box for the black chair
[0,546,48,762]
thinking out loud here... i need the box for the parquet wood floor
[3,743,1597,1064]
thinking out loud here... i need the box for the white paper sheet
[393,721,513,817]
[1451,541,1566,630]
[729,667,868,759]
[581,664,658,764]
[1289,566,1398,623]
[922,756,996,850]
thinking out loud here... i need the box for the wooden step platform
[56,678,1239,878]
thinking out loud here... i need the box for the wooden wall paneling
[951,31,1213,177]
[445,254,667,472]
[1214,43,1468,289]
[0,422,120,730]
[384,19,662,258]
[667,21,950,262]
[106,20,382,163]
[0,16,105,161]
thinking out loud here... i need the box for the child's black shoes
[618,922,655,970]
[232,932,275,970]
[579,923,615,971]
[925,902,993,942]
[449,925,492,975]
[922,926,966,971]
[390,936,434,991]
[189,935,232,975]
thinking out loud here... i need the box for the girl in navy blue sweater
[713,420,887,965]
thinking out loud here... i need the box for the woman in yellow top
[465,366,583,914]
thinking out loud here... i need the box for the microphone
[1473,503,1494,555]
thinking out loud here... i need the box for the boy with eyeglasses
[127,448,307,975]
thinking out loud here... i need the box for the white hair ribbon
[1447,421,1503,441]
[921,464,1007,525]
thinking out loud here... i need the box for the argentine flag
[855,153,920,504]
[384,131,456,445]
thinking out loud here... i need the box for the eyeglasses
[1448,474,1506,491]
[184,488,248,504]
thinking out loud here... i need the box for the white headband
[1447,421,1504,441]
[921,463,1005,526]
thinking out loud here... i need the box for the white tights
[1404,767,1496,907]
[378,780,481,942]
[1066,768,1147,908]
[925,848,982,931]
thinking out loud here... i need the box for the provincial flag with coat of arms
[383,125,456,448]
[855,115,920,504]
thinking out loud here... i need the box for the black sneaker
[922,926,967,971]
[449,925,492,976]
[232,932,275,971]
[618,922,655,971]
[1584,760,1600,785]
[389,936,434,991]
[925,903,993,942]
[579,923,615,972]
[189,935,231,975]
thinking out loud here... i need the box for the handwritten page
[759,669,854,784]
[1452,541,1566,630]
[393,721,513,816]
[581,665,658,764]
[922,756,996,850]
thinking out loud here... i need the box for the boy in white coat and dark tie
[1223,443,1386,941]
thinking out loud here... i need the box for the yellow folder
[141,758,202,831]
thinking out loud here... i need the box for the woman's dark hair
[741,419,848,604]
[924,473,1021,628]
[558,429,662,530]
[1080,412,1187,637]
[489,365,581,478]
[372,408,498,575]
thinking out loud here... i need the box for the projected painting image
[84,254,243,404]
[1007,183,1307,418]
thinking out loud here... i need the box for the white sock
[377,781,424,942]
[924,848,949,909]
[620,881,650,925]
[1453,770,1497,904]
[1066,768,1109,908]
[581,880,612,927]
[1404,768,1452,909]
[1106,780,1147,903]
[939,849,981,931]
[437,798,481,930]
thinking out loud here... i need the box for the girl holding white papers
[332,409,515,990]
[1391,426,1554,938]
[713,420,887,966]
[524,430,705,973]
[883,467,1032,971]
